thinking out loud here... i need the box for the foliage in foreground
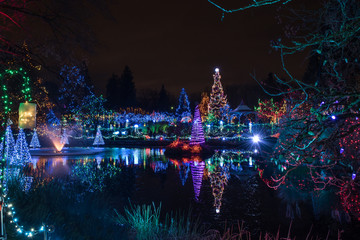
[114,202,208,240]
[5,177,125,240]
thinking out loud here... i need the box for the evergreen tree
[190,105,205,145]
[30,129,41,148]
[93,126,105,146]
[208,68,227,119]
[175,88,191,119]
[11,128,32,167]
[119,66,137,108]
[158,84,170,112]
[106,74,121,110]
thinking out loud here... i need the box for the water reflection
[24,147,360,230]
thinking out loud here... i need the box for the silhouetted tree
[158,84,170,112]
[106,74,121,110]
[119,66,137,108]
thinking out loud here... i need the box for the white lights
[215,68,219,73]
[252,134,260,143]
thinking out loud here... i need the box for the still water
[26,147,358,238]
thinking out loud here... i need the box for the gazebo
[229,100,257,122]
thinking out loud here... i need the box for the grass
[114,202,209,240]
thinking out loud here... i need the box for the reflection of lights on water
[125,156,129,166]
[249,157,253,166]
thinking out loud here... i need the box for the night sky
[87,0,312,98]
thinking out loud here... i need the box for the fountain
[52,138,65,153]
[29,134,105,157]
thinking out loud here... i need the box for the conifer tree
[208,68,227,119]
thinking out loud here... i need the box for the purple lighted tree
[190,161,205,201]
[190,105,205,145]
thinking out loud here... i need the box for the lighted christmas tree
[175,88,191,119]
[199,92,209,122]
[208,68,227,119]
[93,126,105,146]
[29,128,41,148]
[190,161,205,201]
[190,105,205,145]
[11,128,32,167]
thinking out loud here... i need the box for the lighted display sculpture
[190,161,205,201]
[3,125,16,164]
[19,102,36,129]
[190,105,205,145]
[93,126,105,146]
[208,68,227,119]
[11,128,32,167]
[29,129,41,148]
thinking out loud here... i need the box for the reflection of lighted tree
[72,159,120,192]
[190,161,205,201]
[179,162,189,186]
[208,164,229,213]
[150,161,168,173]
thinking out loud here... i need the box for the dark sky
[87,0,311,97]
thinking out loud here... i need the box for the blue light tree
[29,129,41,148]
[11,128,32,167]
[93,126,105,146]
[175,88,191,120]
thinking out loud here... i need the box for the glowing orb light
[252,135,260,143]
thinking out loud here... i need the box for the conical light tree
[190,105,205,145]
[29,128,41,148]
[93,126,105,146]
[190,161,205,201]
[11,128,32,167]
[208,68,227,119]
[4,125,16,164]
